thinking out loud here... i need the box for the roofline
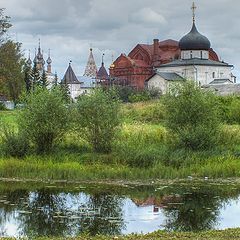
[158,61,233,68]
[145,72,186,82]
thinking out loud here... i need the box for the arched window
[212,72,215,78]
[190,51,193,59]
[200,51,203,59]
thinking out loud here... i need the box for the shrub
[122,101,166,124]
[128,91,151,103]
[115,86,161,103]
[76,88,121,153]
[163,81,220,150]
[227,99,240,124]
[0,102,6,110]
[1,127,29,158]
[19,87,69,153]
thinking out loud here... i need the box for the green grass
[0,110,18,127]
[1,104,240,182]
[2,228,240,240]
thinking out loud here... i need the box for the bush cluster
[164,81,220,150]
[2,82,240,169]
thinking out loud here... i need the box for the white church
[147,3,236,94]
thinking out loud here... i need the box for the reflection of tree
[78,193,125,236]
[1,183,240,237]
[0,189,28,230]
[163,191,220,231]
[18,189,71,237]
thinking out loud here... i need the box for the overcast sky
[1,0,240,79]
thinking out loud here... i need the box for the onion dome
[26,51,32,66]
[27,58,32,66]
[47,57,52,65]
[47,49,52,65]
[179,22,211,51]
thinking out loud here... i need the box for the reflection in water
[0,182,240,237]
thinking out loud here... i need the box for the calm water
[1,181,240,237]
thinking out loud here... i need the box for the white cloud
[129,8,166,26]
[1,0,240,80]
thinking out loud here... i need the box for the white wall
[68,84,92,101]
[157,65,233,85]
[147,75,167,94]
[181,50,209,60]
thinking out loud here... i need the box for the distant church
[62,48,109,100]
[110,3,236,92]
[26,40,56,86]
[147,2,236,94]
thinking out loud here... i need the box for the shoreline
[1,176,240,186]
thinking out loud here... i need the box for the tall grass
[1,98,240,182]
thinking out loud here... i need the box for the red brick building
[109,39,219,89]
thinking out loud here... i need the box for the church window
[190,51,193,59]
[200,51,203,59]
[212,72,215,78]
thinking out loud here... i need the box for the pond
[1,180,240,238]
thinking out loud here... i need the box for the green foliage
[227,99,240,124]
[38,69,48,88]
[24,63,32,93]
[0,40,25,103]
[2,228,240,240]
[19,87,69,153]
[128,90,151,103]
[59,82,71,103]
[122,101,166,124]
[114,124,168,168]
[30,62,41,90]
[0,102,6,110]
[164,81,220,150]
[1,127,29,158]
[76,88,121,153]
[115,86,160,103]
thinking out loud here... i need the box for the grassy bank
[1,101,240,182]
[2,228,240,240]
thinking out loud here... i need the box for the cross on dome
[191,2,197,22]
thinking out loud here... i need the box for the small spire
[48,49,51,58]
[102,53,105,66]
[38,38,41,48]
[191,2,197,23]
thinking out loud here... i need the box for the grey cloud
[1,0,240,79]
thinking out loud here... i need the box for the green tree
[59,81,71,103]
[23,63,32,93]
[0,40,25,104]
[164,81,220,150]
[53,72,58,87]
[39,69,48,88]
[76,88,121,153]
[19,87,69,153]
[30,62,41,90]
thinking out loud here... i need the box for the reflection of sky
[217,199,240,229]
[122,199,165,234]
[3,194,240,237]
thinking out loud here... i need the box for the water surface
[1,181,240,237]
